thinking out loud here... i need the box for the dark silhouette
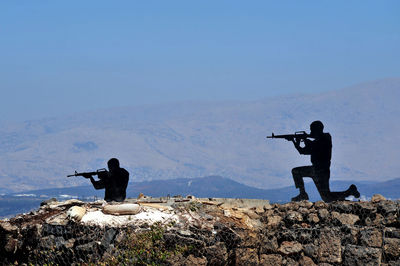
[290,121,360,202]
[83,158,129,202]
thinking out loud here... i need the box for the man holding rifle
[269,121,360,202]
[69,158,129,202]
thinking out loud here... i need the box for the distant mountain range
[0,78,399,193]
[1,175,398,218]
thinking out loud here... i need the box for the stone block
[344,244,381,266]
[184,255,207,266]
[318,209,329,220]
[384,238,400,258]
[360,228,382,248]
[205,242,228,266]
[259,254,282,266]
[235,248,259,266]
[336,213,360,226]
[278,241,302,255]
[299,256,316,266]
[318,229,342,263]
[260,234,278,253]
[267,215,282,228]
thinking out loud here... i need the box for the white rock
[67,206,86,221]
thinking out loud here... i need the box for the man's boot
[291,192,309,202]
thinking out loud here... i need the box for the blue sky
[1,1,399,121]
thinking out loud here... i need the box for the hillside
[0,78,399,192]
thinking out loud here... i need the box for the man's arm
[83,173,105,190]
[292,139,312,155]
[90,177,105,190]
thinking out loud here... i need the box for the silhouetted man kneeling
[84,158,129,202]
[291,121,360,202]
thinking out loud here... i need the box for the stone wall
[0,196,399,265]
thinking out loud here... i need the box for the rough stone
[384,238,400,258]
[259,254,282,266]
[205,242,228,266]
[303,243,318,260]
[344,244,382,266]
[298,201,314,209]
[318,229,342,263]
[372,194,386,203]
[238,230,259,247]
[254,206,265,214]
[101,228,118,248]
[278,241,302,255]
[299,256,316,266]
[378,201,398,214]
[278,202,294,212]
[318,208,329,220]
[342,225,359,245]
[336,213,360,226]
[75,241,98,254]
[40,198,57,206]
[360,228,382,248]
[285,211,303,223]
[183,255,207,266]
[385,227,400,239]
[374,213,385,226]
[385,213,399,226]
[260,234,279,253]
[267,215,283,228]
[67,206,86,221]
[283,257,299,266]
[0,222,18,233]
[4,236,19,253]
[307,213,320,224]
[235,248,259,266]
[298,207,310,215]
[38,235,68,250]
[243,209,260,220]
[314,201,328,209]
[214,224,241,248]
[330,201,354,213]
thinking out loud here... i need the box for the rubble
[0,196,399,265]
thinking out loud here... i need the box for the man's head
[310,120,324,137]
[107,158,120,172]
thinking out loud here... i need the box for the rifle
[266,131,310,141]
[67,168,108,178]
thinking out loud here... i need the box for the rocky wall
[0,196,399,265]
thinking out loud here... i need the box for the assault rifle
[266,131,311,141]
[67,168,108,178]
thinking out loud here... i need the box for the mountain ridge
[0,78,399,192]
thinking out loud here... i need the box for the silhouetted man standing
[84,158,129,202]
[291,121,360,202]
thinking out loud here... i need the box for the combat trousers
[293,166,352,204]
[292,166,332,202]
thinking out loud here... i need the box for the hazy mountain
[1,176,398,218]
[0,78,399,192]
